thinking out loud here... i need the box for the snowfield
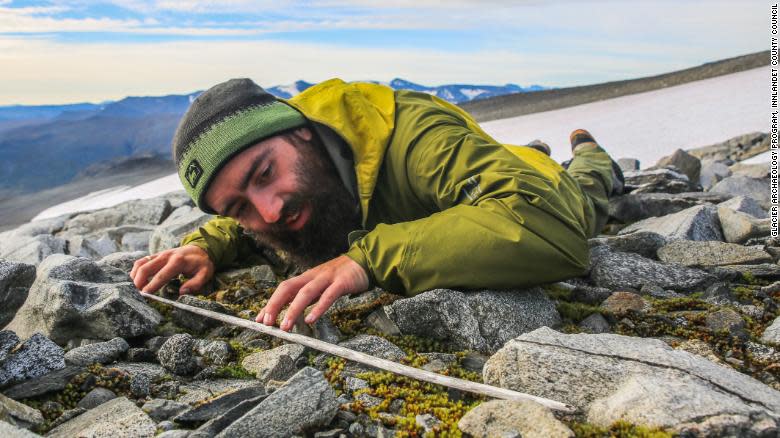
[34,67,766,220]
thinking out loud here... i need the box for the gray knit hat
[172,78,307,212]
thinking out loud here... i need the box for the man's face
[204,127,361,267]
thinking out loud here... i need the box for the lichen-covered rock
[483,327,780,430]
[0,260,36,327]
[717,207,770,244]
[718,195,768,218]
[601,292,649,315]
[589,231,667,260]
[76,387,117,409]
[608,192,727,224]
[64,337,129,366]
[0,333,65,387]
[710,175,771,209]
[0,234,66,265]
[216,367,338,438]
[5,255,161,344]
[760,316,780,345]
[141,398,189,422]
[385,288,560,353]
[0,392,44,430]
[623,168,697,194]
[172,295,232,333]
[657,240,772,267]
[705,309,747,338]
[619,204,723,242]
[96,251,147,273]
[578,313,610,334]
[339,335,405,362]
[457,399,573,438]
[588,246,715,291]
[62,198,172,235]
[157,334,197,376]
[148,206,212,254]
[47,397,157,438]
[241,347,296,383]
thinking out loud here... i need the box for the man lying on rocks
[130,77,624,332]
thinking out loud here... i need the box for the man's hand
[130,245,215,295]
[256,255,369,331]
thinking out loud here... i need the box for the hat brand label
[186,160,203,188]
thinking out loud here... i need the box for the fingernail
[304,315,314,324]
[180,288,191,295]
[281,317,290,330]
[263,314,272,325]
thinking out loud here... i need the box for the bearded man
[130,78,623,332]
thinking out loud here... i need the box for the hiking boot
[568,129,625,196]
[527,139,551,156]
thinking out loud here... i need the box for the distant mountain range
[0,78,545,194]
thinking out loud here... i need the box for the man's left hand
[256,255,369,331]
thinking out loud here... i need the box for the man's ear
[293,126,313,141]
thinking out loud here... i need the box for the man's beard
[245,131,362,269]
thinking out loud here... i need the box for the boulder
[457,399,573,438]
[0,332,65,388]
[187,394,266,438]
[76,387,117,409]
[654,149,701,184]
[64,226,154,259]
[588,246,715,292]
[710,175,771,209]
[616,158,639,172]
[148,206,212,254]
[64,337,129,366]
[0,260,36,327]
[730,161,770,179]
[241,347,297,383]
[483,327,780,430]
[5,255,161,344]
[699,159,732,190]
[384,288,561,353]
[601,292,649,315]
[172,295,232,333]
[96,251,147,273]
[157,334,197,376]
[0,392,44,430]
[62,198,172,235]
[657,241,772,267]
[623,168,697,194]
[141,398,189,422]
[215,367,338,438]
[608,192,727,224]
[47,397,157,438]
[0,419,42,437]
[2,366,83,400]
[588,231,667,259]
[687,132,769,162]
[618,204,723,242]
[717,207,770,244]
[174,386,266,425]
[761,316,780,345]
[0,234,66,265]
[718,195,768,218]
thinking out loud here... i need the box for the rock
[47,397,157,438]
[96,251,147,273]
[618,204,723,242]
[0,393,44,430]
[608,192,728,224]
[5,255,161,344]
[416,413,441,434]
[148,206,212,254]
[616,158,639,172]
[343,376,369,393]
[420,353,457,373]
[655,149,701,184]
[657,240,772,266]
[674,412,779,437]
[588,246,714,292]
[130,373,151,397]
[365,308,401,336]
[126,347,157,363]
[141,398,190,422]
[76,387,117,409]
[0,234,66,265]
[483,327,780,429]
[705,309,747,338]
[176,379,261,405]
[120,230,153,252]
[623,168,696,194]
[0,333,65,388]
[675,339,725,365]
[385,288,560,353]
[601,292,649,315]
[569,285,613,305]
[2,366,82,400]
[196,340,233,367]
[241,347,296,383]
[717,207,770,244]
[157,334,197,376]
[710,175,771,209]
[0,261,35,328]
[588,231,667,259]
[718,195,768,218]
[0,421,42,437]
[578,313,610,334]
[761,316,780,344]
[457,399,573,438]
[111,361,169,382]
[702,283,736,305]
[639,284,683,299]
[312,315,342,344]
[64,337,129,366]
[730,161,770,179]
[63,198,171,234]
[711,264,780,281]
[174,386,266,425]
[188,395,266,438]
[216,265,276,287]
[687,132,769,162]
[215,367,338,438]
[699,159,732,190]
[339,335,405,361]
[172,295,232,333]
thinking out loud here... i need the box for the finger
[255,308,265,323]
[304,282,344,325]
[130,256,152,280]
[141,261,183,293]
[262,276,309,326]
[281,277,330,331]
[133,255,170,290]
[179,269,210,295]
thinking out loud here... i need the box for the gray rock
[618,204,723,242]
[730,161,770,179]
[654,149,701,184]
[608,192,728,224]
[2,366,82,400]
[343,376,370,393]
[216,265,276,287]
[761,316,780,345]
[483,327,780,429]
[216,367,338,438]
[639,284,683,299]
[65,232,120,259]
[148,206,212,254]
[188,394,267,438]
[47,407,86,430]
[0,260,35,327]
[175,379,260,405]
[699,159,732,190]
[385,288,560,353]
[601,292,649,315]
[623,168,696,194]
[312,315,342,344]
[710,175,771,209]
[687,132,769,162]
[47,397,157,438]
[157,421,176,432]
[458,399,574,438]
[569,285,613,305]
[64,337,129,366]
[241,347,296,383]
[0,392,44,430]
[718,195,768,218]
[111,361,169,382]
[196,340,233,367]
[5,255,161,344]
[717,207,770,244]
[416,413,441,434]
[157,430,191,438]
[63,198,172,234]
[420,353,457,373]
[578,313,610,334]
[174,386,266,425]
[121,230,153,252]
[130,373,151,397]
[0,421,42,437]
[710,264,780,281]
[76,387,117,409]
[616,158,639,172]
[702,283,736,305]
[0,234,66,265]
[339,335,405,362]
[657,240,772,267]
[705,309,747,338]
[96,251,147,273]
[589,231,667,259]
[674,412,779,437]
[0,333,65,387]
[172,295,232,333]
[365,308,401,336]
[588,246,715,292]
[157,334,197,376]
[141,398,190,422]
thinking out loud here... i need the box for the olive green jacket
[181,79,594,296]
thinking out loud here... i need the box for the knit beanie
[172,78,307,212]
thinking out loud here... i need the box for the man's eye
[236,203,247,217]
[261,164,273,179]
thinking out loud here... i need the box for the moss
[211,363,255,379]
[542,283,573,301]
[570,420,672,438]
[329,294,399,335]
[732,286,755,303]
[650,296,709,313]
[557,302,604,324]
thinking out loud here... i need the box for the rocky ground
[0,131,778,437]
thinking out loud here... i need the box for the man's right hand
[130,245,215,295]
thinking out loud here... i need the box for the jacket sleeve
[344,120,591,296]
[180,216,261,269]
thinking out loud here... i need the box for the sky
[0,0,767,105]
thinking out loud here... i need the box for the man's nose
[250,191,283,225]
